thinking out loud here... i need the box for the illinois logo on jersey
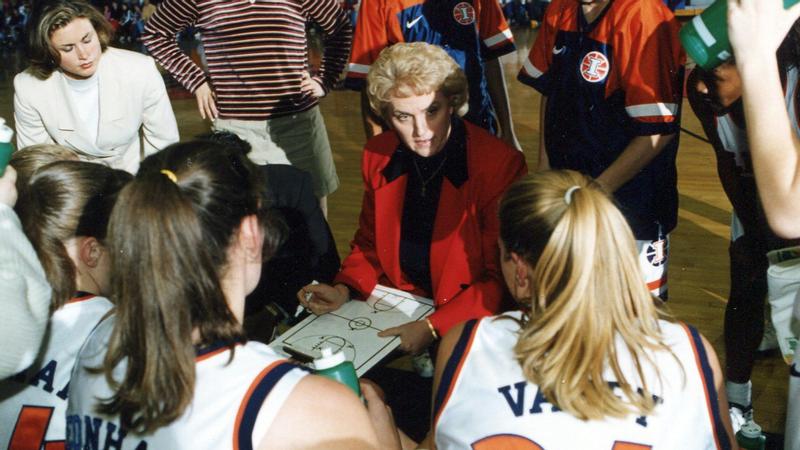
[645,238,668,267]
[453,2,476,25]
[580,51,609,83]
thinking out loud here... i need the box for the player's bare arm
[595,133,675,193]
[730,0,800,237]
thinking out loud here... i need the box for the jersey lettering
[30,360,57,393]
[9,405,64,450]
[499,380,659,427]
[612,441,652,450]
[472,435,651,450]
[497,382,560,416]
[472,434,544,449]
[497,382,527,417]
[65,415,148,450]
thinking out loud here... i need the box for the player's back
[0,294,113,448]
[434,311,729,450]
[66,316,308,449]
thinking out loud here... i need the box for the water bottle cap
[739,421,763,438]
[0,118,12,143]
[313,346,347,370]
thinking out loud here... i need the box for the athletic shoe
[412,352,434,378]
[729,402,757,435]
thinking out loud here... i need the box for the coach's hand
[195,82,219,120]
[378,320,433,355]
[297,282,349,315]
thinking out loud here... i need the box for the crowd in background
[0,1,28,49]
[89,0,158,43]
[0,0,160,49]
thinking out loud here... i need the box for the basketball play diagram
[271,285,434,375]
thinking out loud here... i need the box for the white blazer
[13,47,179,173]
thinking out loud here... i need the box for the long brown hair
[26,0,113,80]
[99,140,282,433]
[498,170,676,420]
[10,144,79,200]
[16,160,131,310]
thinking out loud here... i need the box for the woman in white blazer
[13,0,178,174]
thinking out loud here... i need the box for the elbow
[767,213,800,239]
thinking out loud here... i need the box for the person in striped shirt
[143,0,353,214]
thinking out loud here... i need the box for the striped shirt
[143,0,352,120]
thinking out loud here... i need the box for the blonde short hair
[366,42,468,119]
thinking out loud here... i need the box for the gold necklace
[411,153,448,197]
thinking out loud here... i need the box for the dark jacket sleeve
[246,165,340,315]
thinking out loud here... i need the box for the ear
[78,236,104,269]
[237,214,264,263]
[510,251,532,298]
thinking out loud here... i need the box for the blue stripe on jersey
[236,362,299,450]
[195,341,239,359]
[433,319,479,420]
[686,325,732,450]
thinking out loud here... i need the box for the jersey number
[9,405,65,450]
[472,435,651,450]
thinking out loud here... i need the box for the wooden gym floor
[0,26,788,437]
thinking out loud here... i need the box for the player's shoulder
[241,340,287,361]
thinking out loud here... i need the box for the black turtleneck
[397,117,468,295]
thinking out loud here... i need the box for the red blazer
[335,121,527,334]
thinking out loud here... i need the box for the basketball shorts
[636,234,669,300]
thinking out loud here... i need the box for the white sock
[726,380,752,408]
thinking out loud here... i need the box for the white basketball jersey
[66,317,308,449]
[434,311,731,450]
[0,293,113,449]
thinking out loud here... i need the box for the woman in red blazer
[300,42,526,355]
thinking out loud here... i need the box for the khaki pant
[213,106,339,197]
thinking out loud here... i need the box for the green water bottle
[313,347,361,397]
[736,421,766,450]
[680,0,800,70]
[0,118,13,177]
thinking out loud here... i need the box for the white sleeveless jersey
[66,317,308,449]
[434,311,731,450]
[0,294,113,449]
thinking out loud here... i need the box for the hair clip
[564,185,580,205]
[160,169,178,184]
